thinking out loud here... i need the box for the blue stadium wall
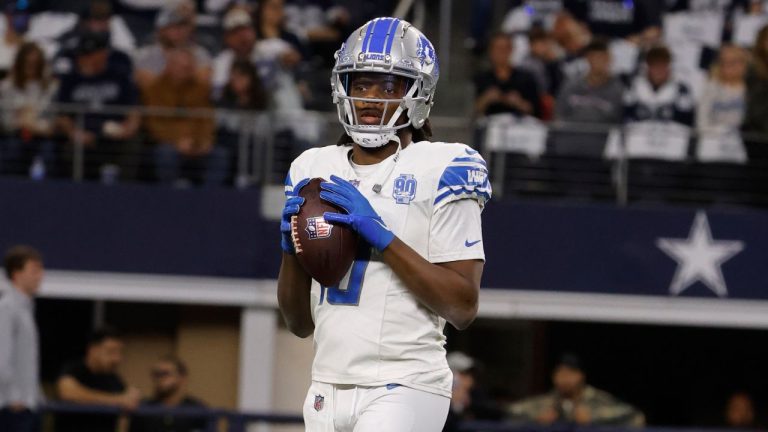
[1,178,766,301]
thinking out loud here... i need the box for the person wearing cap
[58,0,136,54]
[133,0,211,89]
[211,6,257,94]
[53,0,135,78]
[54,31,141,181]
[214,1,309,109]
[507,354,645,427]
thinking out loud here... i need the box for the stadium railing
[2,103,767,207]
[39,402,759,432]
[41,401,304,432]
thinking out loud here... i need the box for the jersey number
[321,245,371,306]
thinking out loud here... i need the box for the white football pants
[302,381,450,432]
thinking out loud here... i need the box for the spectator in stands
[697,44,747,133]
[283,0,350,65]
[219,60,269,112]
[55,32,141,182]
[443,351,504,432]
[0,42,57,178]
[518,27,564,99]
[444,351,477,431]
[133,0,211,90]
[63,1,135,52]
[217,60,269,159]
[52,0,135,78]
[56,327,141,432]
[724,392,757,429]
[551,11,591,81]
[474,33,542,119]
[255,0,308,67]
[552,39,624,155]
[129,356,206,432]
[501,0,564,34]
[211,6,259,95]
[742,24,768,161]
[143,48,227,187]
[624,45,695,126]
[507,353,645,427]
[723,392,760,430]
[0,246,43,432]
[566,0,663,42]
[254,0,311,110]
[0,2,29,79]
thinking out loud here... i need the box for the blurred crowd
[471,0,768,165]
[0,0,767,191]
[0,0,391,186]
[444,351,761,431]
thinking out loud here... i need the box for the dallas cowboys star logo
[656,211,744,297]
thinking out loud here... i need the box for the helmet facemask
[333,71,428,148]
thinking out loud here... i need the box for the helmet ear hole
[409,101,430,129]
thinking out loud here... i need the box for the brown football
[291,178,358,286]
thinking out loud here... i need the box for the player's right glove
[280,178,309,254]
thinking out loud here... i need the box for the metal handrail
[4,101,768,207]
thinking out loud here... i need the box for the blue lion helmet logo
[416,35,436,67]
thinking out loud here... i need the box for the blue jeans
[0,137,55,177]
[153,143,230,186]
[0,408,39,432]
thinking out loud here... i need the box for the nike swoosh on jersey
[465,239,482,247]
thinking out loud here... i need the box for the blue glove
[320,175,395,252]
[281,178,309,254]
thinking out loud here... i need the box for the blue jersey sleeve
[434,148,492,209]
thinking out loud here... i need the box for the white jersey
[285,141,491,398]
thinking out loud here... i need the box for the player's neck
[351,130,412,165]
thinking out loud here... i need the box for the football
[291,178,358,286]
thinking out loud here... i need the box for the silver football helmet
[331,17,440,148]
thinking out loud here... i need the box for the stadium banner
[0,179,766,303]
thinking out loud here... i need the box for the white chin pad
[350,130,398,148]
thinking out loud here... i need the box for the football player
[277,17,491,431]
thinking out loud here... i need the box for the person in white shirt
[211,7,258,95]
[697,44,748,132]
[0,42,57,177]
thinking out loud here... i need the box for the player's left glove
[320,175,395,252]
